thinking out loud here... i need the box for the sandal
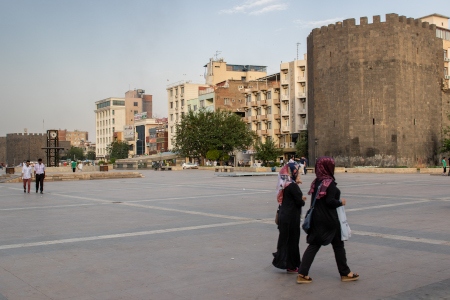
[341,272,359,282]
[296,274,312,284]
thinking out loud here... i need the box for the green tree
[296,132,308,157]
[107,141,129,160]
[67,146,85,161]
[206,149,221,161]
[254,139,283,166]
[86,151,96,160]
[173,109,256,162]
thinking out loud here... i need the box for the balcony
[251,101,258,107]
[273,114,280,120]
[243,102,251,109]
[446,75,450,80]
[297,76,306,82]
[281,110,290,117]
[297,92,306,98]
[273,129,281,135]
[260,115,267,121]
[260,100,267,106]
[445,57,450,62]
[281,80,289,85]
[261,130,268,135]
[272,97,280,105]
[281,94,289,101]
[282,126,290,132]
[297,108,307,114]
[251,116,257,122]
[298,124,307,131]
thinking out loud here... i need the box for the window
[170,89,173,96]
[445,67,448,76]
[188,105,191,111]
[445,50,448,59]
[257,122,262,130]
[224,98,230,105]
[181,87,184,93]
[112,127,115,132]
[175,113,178,121]
[134,102,138,106]
[246,95,251,102]
[112,110,115,115]
[175,101,178,108]
[181,99,184,106]
[267,106,272,114]
[112,118,115,124]
[267,122,272,129]
[181,112,184,118]
[170,126,173,133]
[200,100,205,108]
[267,91,271,99]
[194,105,198,111]
[175,88,178,95]
[170,102,173,109]
[170,114,173,121]
[257,93,261,101]
[134,110,138,115]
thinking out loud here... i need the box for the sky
[0,0,448,140]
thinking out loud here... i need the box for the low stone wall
[4,171,143,183]
[418,168,444,174]
[11,165,113,173]
[345,168,418,174]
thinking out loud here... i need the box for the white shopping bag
[337,206,351,241]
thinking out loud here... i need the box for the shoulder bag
[302,183,322,234]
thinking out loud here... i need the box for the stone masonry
[5,133,47,165]
[308,13,444,167]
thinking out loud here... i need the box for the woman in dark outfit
[272,163,306,273]
[297,156,359,283]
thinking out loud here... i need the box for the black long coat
[306,180,343,246]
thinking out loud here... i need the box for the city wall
[308,13,444,167]
[5,133,47,165]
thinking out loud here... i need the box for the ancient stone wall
[0,137,6,164]
[308,13,443,167]
[6,133,47,165]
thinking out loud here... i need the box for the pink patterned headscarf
[308,156,336,199]
[276,162,300,204]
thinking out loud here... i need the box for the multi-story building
[94,97,126,159]
[167,81,209,149]
[204,57,267,85]
[124,89,153,125]
[134,116,166,156]
[148,118,168,155]
[58,129,89,147]
[242,57,308,160]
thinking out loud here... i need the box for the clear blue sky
[0,0,448,139]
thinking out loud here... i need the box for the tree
[254,139,283,166]
[442,115,450,153]
[86,151,96,160]
[107,141,129,160]
[67,146,85,161]
[173,109,256,162]
[296,132,308,157]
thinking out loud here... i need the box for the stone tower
[307,13,444,167]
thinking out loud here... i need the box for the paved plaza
[0,170,449,299]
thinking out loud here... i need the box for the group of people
[272,156,359,284]
[21,158,46,194]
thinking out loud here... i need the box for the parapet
[311,13,439,35]
[6,133,45,137]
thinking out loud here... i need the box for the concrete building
[307,13,444,167]
[94,97,126,159]
[204,57,267,85]
[58,129,89,147]
[167,82,209,150]
[134,117,167,156]
[124,89,153,125]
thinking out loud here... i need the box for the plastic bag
[337,206,351,241]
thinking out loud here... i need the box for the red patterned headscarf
[276,162,300,204]
[308,156,336,199]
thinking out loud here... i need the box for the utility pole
[296,43,301,60]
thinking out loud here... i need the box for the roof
[419,13,450,20]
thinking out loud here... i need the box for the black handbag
[302,183,322,233]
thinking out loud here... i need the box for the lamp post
[314,138,318,162]
[160,147,164,167]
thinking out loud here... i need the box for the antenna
[214,50,222,61]
[296,43,301,60]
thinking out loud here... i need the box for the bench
[215,167,234,172]
[161,166,172,171]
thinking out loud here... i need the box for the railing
[298,124,307,130]
[297,92,306,98]
[297,76,306,82]
[281,80,289,85]
[281,110,290,116]
[297,108,307,114]
[281,94,289,101]
[282,126,290,132]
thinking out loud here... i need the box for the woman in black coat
[272,162,306,273]
[297,156,359,283]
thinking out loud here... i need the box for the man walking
[71,160,77,172]
[21,160,33,193]
[34,158,46,194]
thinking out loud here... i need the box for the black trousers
[35,174,44,192]
[299,229,351,276]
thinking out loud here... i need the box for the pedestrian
[272,162,306,273]
[442,157,447,176]
[71,160,77,173]
[303,157,309,175]
[447,157,450,176]
[34,158,46,194]
[78,162,83,172]
[297,156,359,284]
[280,158,284,167]
[21,160,33,193]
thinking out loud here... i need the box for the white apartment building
[167,81,208,150]
[94,97,126,159]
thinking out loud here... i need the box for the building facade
[204,58,267,85]
[307,13,444,167]
[94,97,126,159]
[58,129,89,147]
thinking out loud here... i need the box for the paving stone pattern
[0,170,449,299]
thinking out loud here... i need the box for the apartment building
[124,89,153,125]
[94,97,126,159]
[204,58,267,85]
[243,57,308,159]
[167,81,209,149]
[420,14,450,88]
[58,129,89,147]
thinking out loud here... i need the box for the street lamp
[314,138,318,162]
[160,147,164,167]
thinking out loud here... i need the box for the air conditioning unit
[446,75,450,80]
[445,57,450,62]
[181,106,184,109]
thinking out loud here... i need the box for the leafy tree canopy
[173,109,256,161]
[86,151,96,160]
[107,140,129,160]
[296,132,308,158]
[254,139,283,165]
[67,146,85,161]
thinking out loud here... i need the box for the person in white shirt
[34,158,46,194]
[21,160,33,193]
[78,162,83,172]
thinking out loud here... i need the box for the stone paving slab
[0,170,449,299]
